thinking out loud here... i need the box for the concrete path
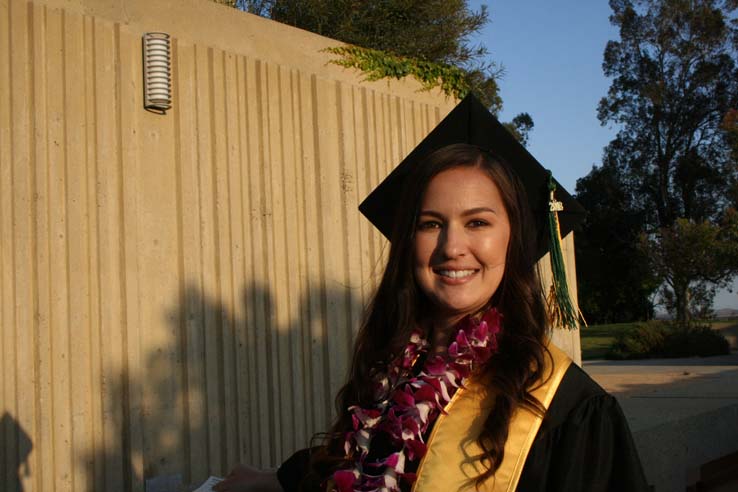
[585,352,738,432]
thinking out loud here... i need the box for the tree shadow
[82,281,359,491]
[585,353,738,367]
[0,412,33,492]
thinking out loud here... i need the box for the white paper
[192,476,224,492]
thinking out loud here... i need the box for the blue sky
[469,0,618,193]
[468,0,737,309]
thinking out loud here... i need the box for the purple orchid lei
[332,308,502,492]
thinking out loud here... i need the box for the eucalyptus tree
[595,0,738,321]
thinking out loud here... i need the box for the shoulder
[521,363,650,491]
[539,362,616,432]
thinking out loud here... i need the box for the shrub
[606,321,730,359]
[608,321,668,359]
[661,324,730,357]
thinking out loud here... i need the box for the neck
[427,314,463,353]
[426,305,492,352]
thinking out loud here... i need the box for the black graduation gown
[277,364,649,492]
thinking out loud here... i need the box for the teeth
[438,269,475,279]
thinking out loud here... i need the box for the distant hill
[714,308,738,319]
[652,308,738,320]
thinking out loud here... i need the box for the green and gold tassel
[545,172,586,330]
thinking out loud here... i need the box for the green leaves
[586,0,738,321]
[324,46,471,99]
[639,216,738,321]
[322,45,504,114]
[218,1,504,114]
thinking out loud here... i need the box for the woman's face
[413,166,511,322]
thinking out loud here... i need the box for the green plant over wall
[322,45,506,115]
[324,46,471,99]
[212,0,534,143]
[323,45,507,118]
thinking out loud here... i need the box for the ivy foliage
[218,1,501,111]
[214,0,533,141]
[323,45,482,103]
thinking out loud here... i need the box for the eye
[467,219,489,228]
[417,220,442,230]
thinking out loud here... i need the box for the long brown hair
[311,143,550,484]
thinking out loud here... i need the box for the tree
[596,0,738,322]
[575,164,658,323]
[724,108,738,207]
[223,0,525,128]
[504,113,534,147]
[218,0,272,15]
[641,215,738,320]
[271,0,488,65]
[268,0,499,108]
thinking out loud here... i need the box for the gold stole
[411,343,572,492]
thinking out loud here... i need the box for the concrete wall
[0,0,581,490]
[636,404,738,492]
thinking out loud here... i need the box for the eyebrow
[418,207,498,218]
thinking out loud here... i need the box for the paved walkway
[584,352,738,432]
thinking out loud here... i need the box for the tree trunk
[674,283,690,325]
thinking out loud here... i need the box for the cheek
[479,235,509,267]
[413,235,435,267]
[413,236,438,296]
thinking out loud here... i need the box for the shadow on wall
[81,282,358,492]
[0,412,33,492]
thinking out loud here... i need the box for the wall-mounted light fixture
[142,32,172,113]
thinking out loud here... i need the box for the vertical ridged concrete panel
[541,234,583,365]
[0,0,580,490]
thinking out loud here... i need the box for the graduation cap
[358,93,586,329]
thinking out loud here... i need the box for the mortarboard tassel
[545,172,586,330]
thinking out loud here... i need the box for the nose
[439,222,467,259]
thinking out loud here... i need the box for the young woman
[215,97,648,492]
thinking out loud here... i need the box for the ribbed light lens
[143,32,172,113]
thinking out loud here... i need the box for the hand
[212,464,281,492]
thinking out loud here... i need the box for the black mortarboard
[358,94,585,261]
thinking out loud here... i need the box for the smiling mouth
[434,269,478,279]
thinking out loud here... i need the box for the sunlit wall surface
[0,0,580,490]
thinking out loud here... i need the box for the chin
[436,300,486,318]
